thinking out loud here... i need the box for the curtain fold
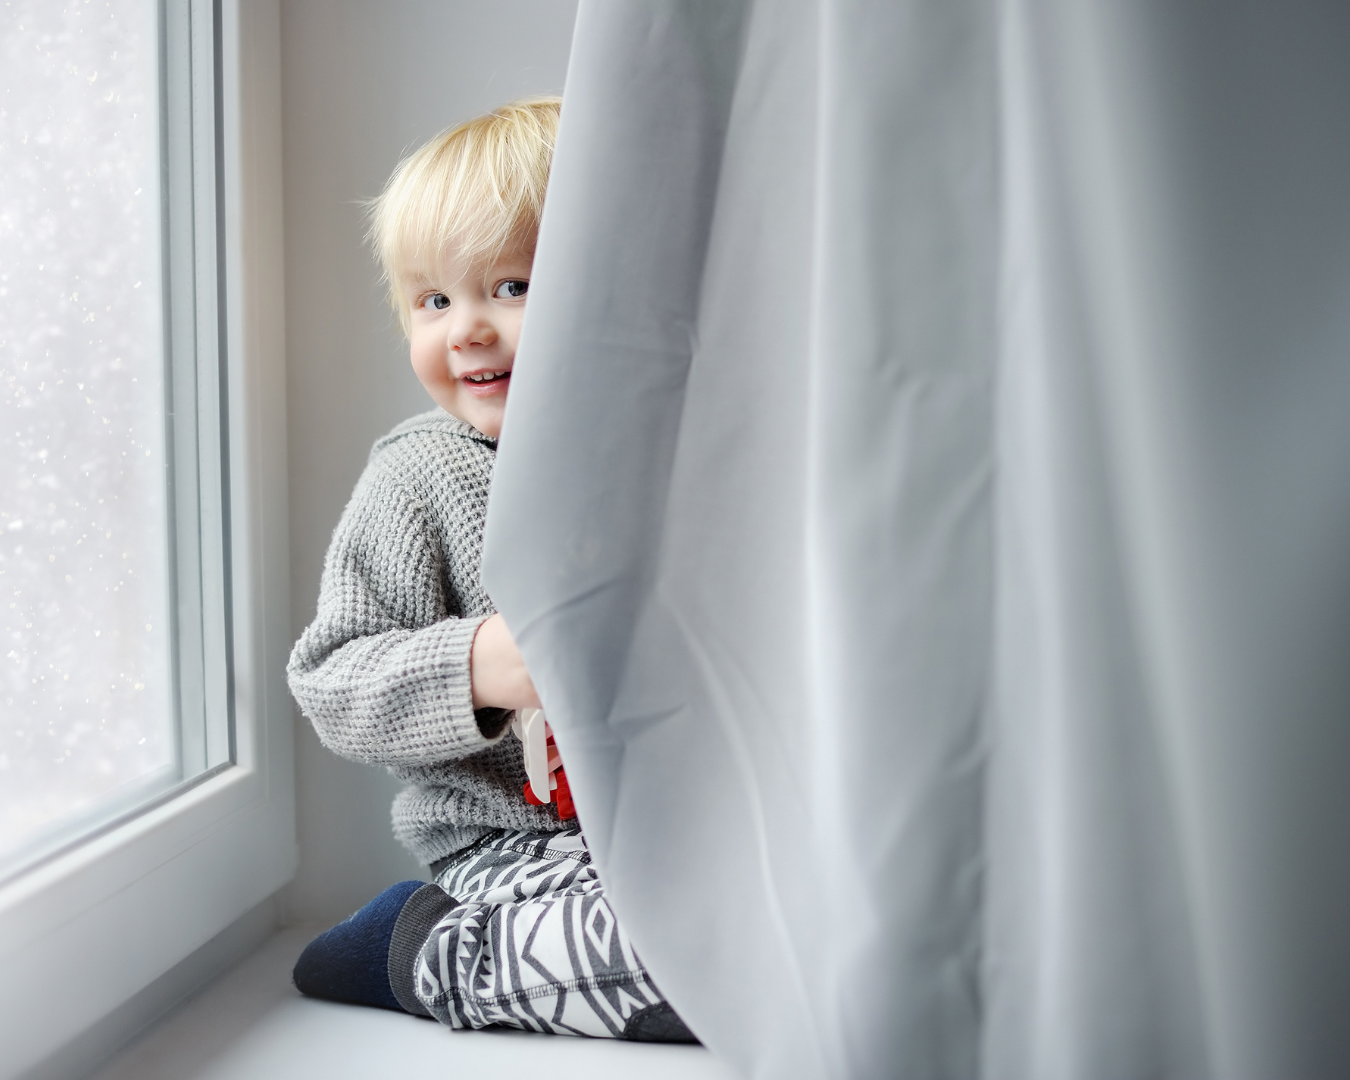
[483,2,1350,1077]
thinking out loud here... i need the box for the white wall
[280,0,579,923]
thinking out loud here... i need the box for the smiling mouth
[463,371,509,384]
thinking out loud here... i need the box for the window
[0,3,294,1075]
[0,0,231,881]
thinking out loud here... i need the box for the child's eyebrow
[403,274,438,295]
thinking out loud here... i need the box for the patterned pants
[414,828,691,1041]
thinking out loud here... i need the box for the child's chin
[461,404,505,439]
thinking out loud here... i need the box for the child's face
[405,233,534,439]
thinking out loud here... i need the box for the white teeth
[466,371,506,383]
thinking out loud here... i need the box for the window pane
[0,1,174,870]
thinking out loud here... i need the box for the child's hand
[470,613,541,710]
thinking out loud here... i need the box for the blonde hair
[368,97,560,335]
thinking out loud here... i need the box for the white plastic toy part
[512,707,554,803]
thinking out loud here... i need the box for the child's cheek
[411,337,446,387]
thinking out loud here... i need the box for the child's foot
[293,879,459,1014]
[623,1001,700,1043]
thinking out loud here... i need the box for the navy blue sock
[292,880,426,1012]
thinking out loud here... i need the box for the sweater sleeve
[287,455,511,767]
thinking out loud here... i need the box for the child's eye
[493,279,528,300]
[421,292,450,311]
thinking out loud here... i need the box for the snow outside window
[0,0,231,882]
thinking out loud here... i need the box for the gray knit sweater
[287,408,565,865]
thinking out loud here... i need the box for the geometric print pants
[415,828,695,1041]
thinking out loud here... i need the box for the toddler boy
[287,99,692,1043]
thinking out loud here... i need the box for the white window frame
[0,2,295,1075]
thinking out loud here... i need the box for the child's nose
[447,306,497,350]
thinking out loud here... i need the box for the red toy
[513,709,576,821]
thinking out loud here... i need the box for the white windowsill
[90,925,736,1080]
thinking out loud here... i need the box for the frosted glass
[0,1,173,869]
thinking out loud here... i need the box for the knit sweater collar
[438,408,498,448]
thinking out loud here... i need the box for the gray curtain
[483,2,1350,1077]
